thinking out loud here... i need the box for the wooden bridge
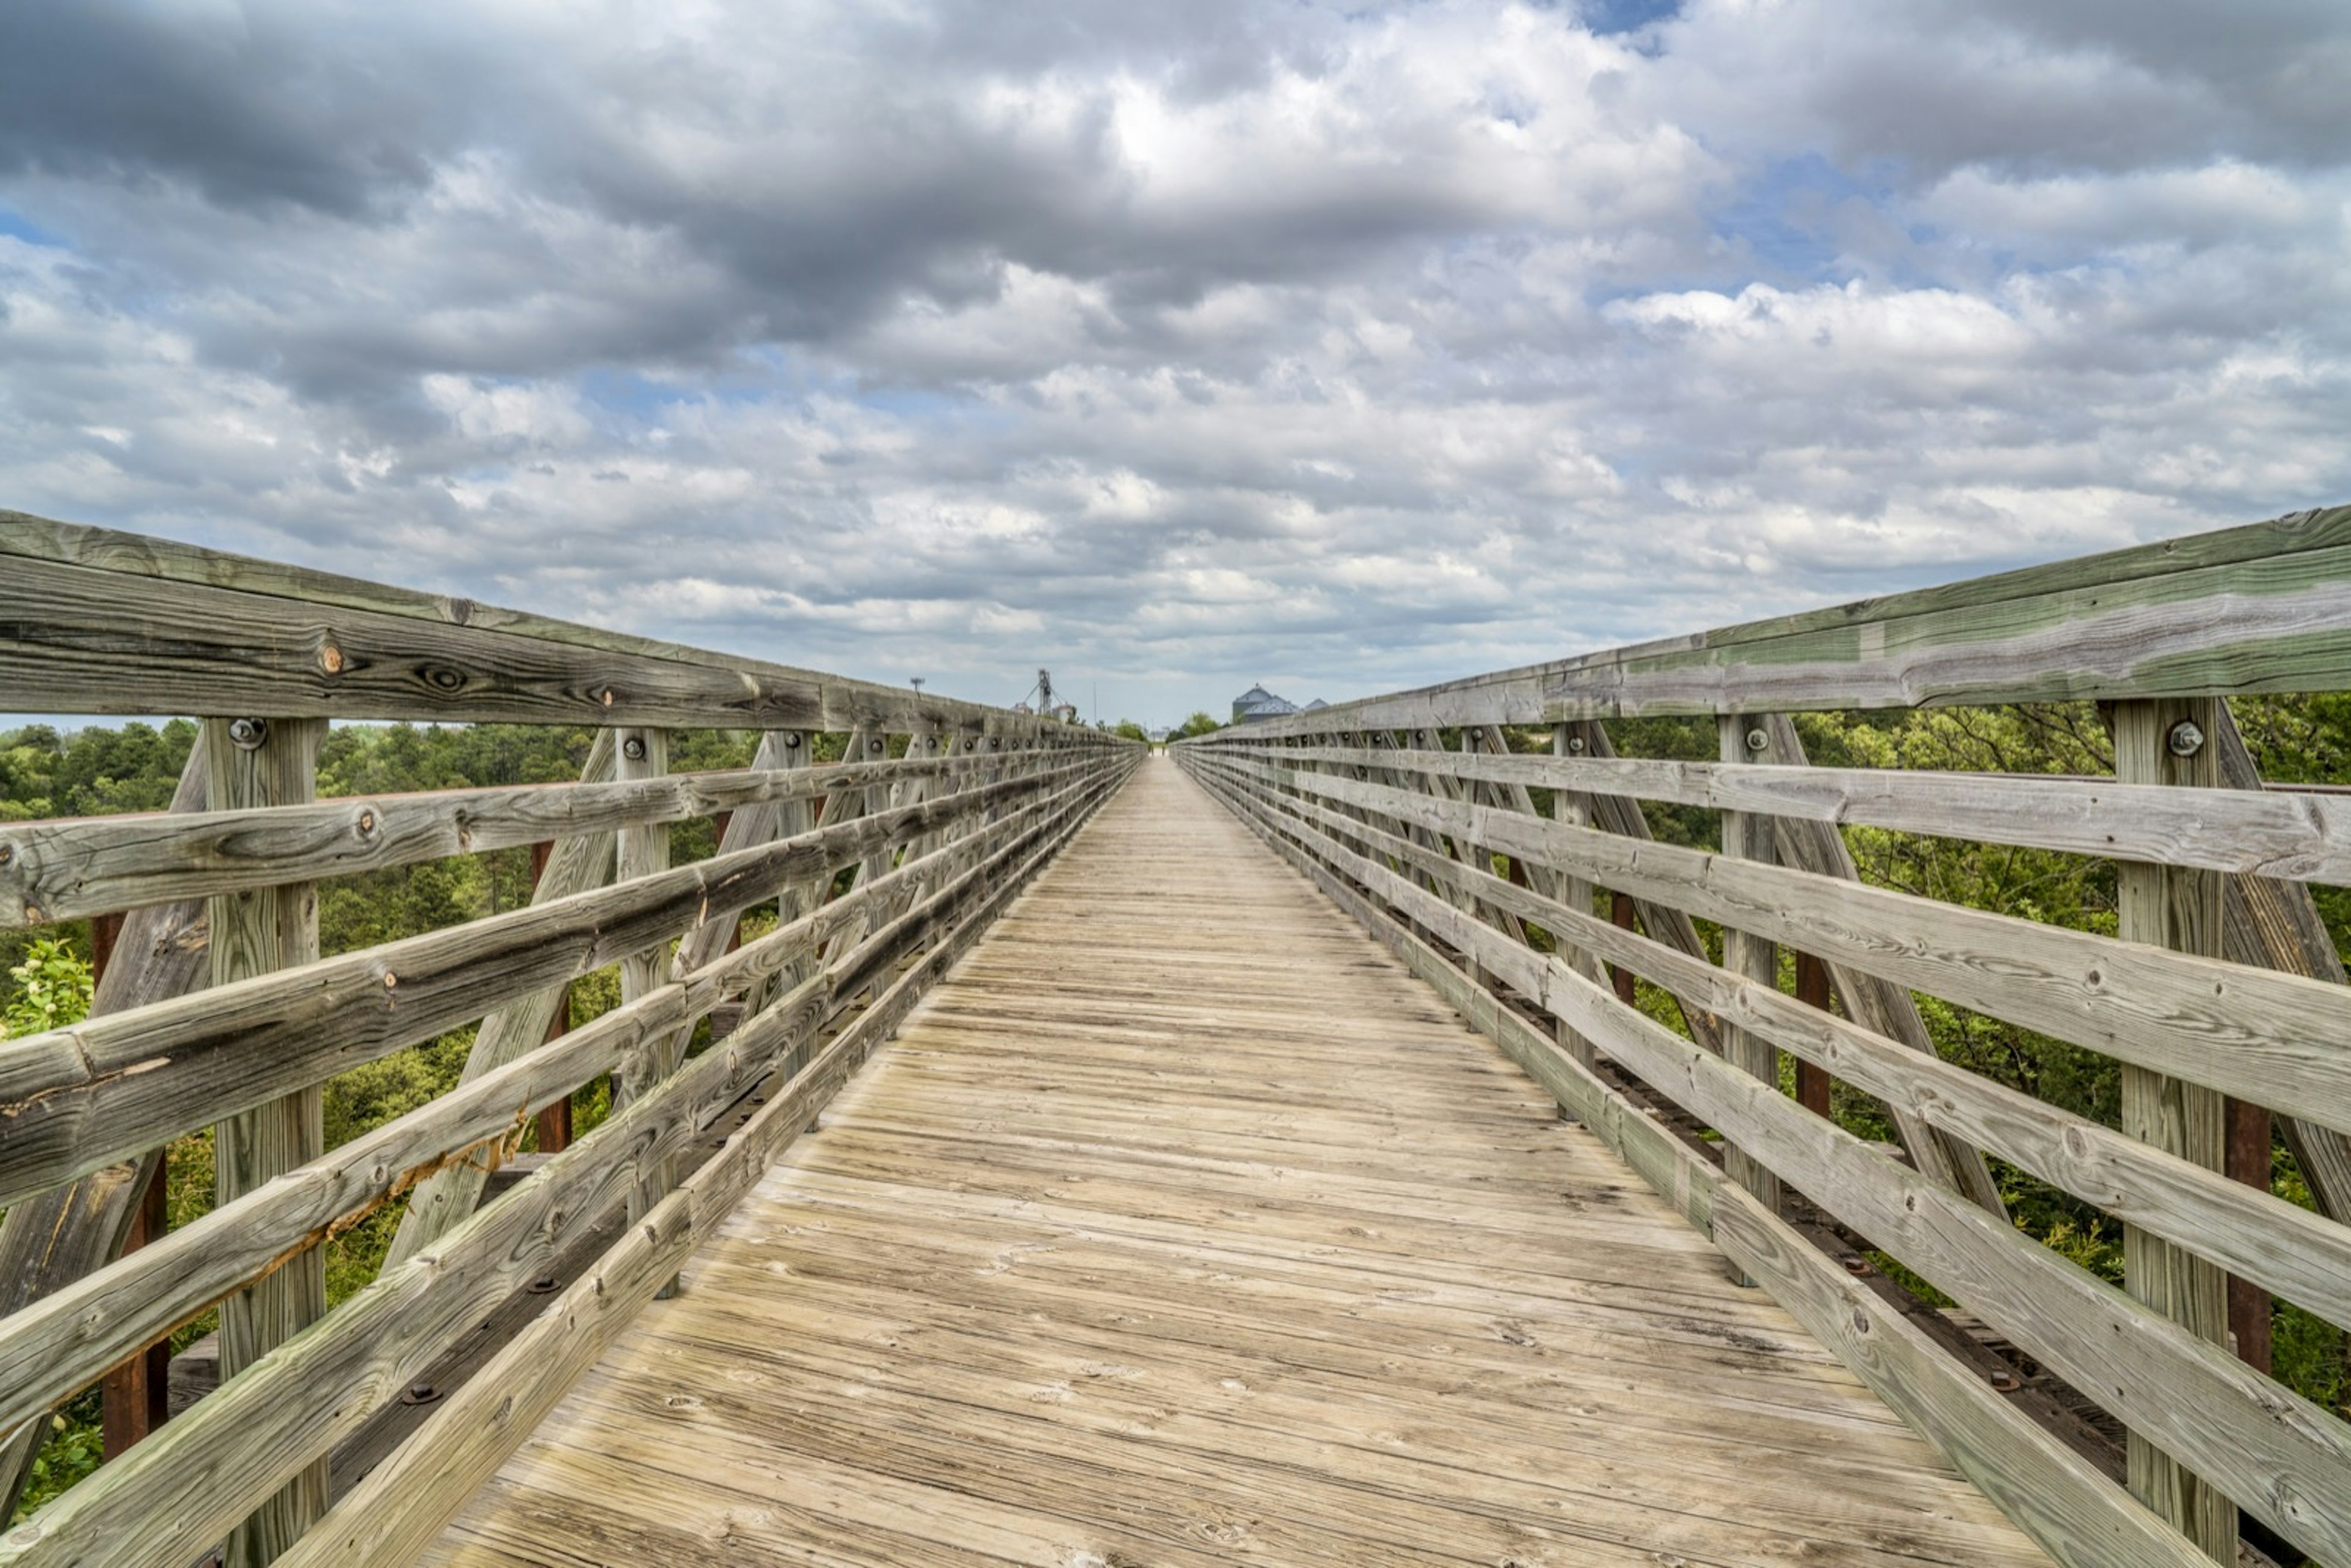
[1,506,2350,1567]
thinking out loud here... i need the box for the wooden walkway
[423,757,2052,1568]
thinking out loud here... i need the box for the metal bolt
[784,732,801,749]
[2167,719,2205,758]
[622,735,647,762]
[1564,733,1587,755]
[398,1381,441,1406]
[525,1275,560,1296]
[869,738,883,754]
[1744,727,1769,754]
[1987,1367,2021,1392]
[226,717,268,751]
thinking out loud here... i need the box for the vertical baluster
[1715,716,1783,1228]
[2113,697,2236,1562]
[206,713,326,1568]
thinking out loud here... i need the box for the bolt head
[621,736,647,762]
[2167,719,2206,757]
[784,732,801,749]
[226,717,268,750]
[1744,727,1769,753]
[1564,734,1587,754]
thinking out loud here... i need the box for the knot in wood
[318,641,345,675]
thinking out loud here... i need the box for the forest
[2,698,2348,1529]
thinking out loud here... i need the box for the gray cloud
[1,0,2346,724]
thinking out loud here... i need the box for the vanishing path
[426,757,2050,1567]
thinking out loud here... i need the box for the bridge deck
[424,758,2052,1567]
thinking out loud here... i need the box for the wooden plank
[0,760,1094,1207]
[1194,754,2351,1566]
[414,758,2057,1568]
[0,759,1129,1568]
[204,714,329,1567]
[1213,759,2206,1567]
[0,750,1025,929]
[1215,738,2351,888]
[1715,717,1783,1220]
[2112,699,2235,1561]
[0,765,1123,1446]
[1742,713,2006,1213]
[0,511,1136,738]
[382,732,618,1271]
[1177,503,2351,732]
[273,763,1118,1568]
[0,746,208,1520]
[1248,760,2351,1139]
[1202,758,2351,1338]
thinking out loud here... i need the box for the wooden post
[0,750,208,1521]
[1715,716,1784,1223]
[1609,893,1638,1007]
[94,910,171,1459]
[527,841,571,1154]
[205,714,328,1568]
[1550,724,1600,1070]
[2113,697,2237,1562]
[2226,1097,2272,1373]
[1794,952,1835,1119]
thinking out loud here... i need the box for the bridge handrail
[0,513,1139,1566]
[1179,503,2351,1568]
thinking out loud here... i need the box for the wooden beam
[1715,715,1784,1224]
[204,714,328,1568]
[2112,699,2235,1561]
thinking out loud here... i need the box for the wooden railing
[0,512,1140,1567]
[1179,503,2351,1568]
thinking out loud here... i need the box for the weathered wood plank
[0,766,1124,1446]
[0,759,1128,1568]
[271,764,1114,1568]
[1715,716,1783,1220]
[1185,754,2189,1568]
[381,732,618,1272]
[1181,504,2351,732]
[204,715,328,1567]
[2112,699,2235,1561]
[1247,759,2351,1139]
[0,760,1097,1207]
[0,749,1031,929]
[1192,754,2351,1566]
[1215,738,2351,886]
[1203,757,2351,1337]
[0,511,1134,737]
[0,749,209,1520]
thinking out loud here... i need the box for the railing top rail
[1180,502,2351,733]
[0,510,1129,738]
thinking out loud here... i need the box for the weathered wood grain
[381,731,618,1272]
[204,714,329,1568]
[0,748,1027,928]
[411,759,2052,1568]
[1201,756,2208,1568]
[1715,716,1783,1218]
[1179,503,2351,730]
[274,760,1113,1568]
[0,759,1128,1568]
[0,759,1097,1207]
[1204,757,2351,1337]
[1247,759,2351,1139]
[1215,738,2351,885]
[0,749,209,1520]
[0,762,1123,1451]
[0,511,1144,738]
[1191,754,2351,1566]
[2112,699,2235,1561]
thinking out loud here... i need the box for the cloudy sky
[2,1,2345,726]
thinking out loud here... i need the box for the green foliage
[1175,711,1223,738]
[1111,719,1150,744]
[2,938,94,1038]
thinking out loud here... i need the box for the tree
[1111,720,1150,744]
[1176,711,1223,738]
